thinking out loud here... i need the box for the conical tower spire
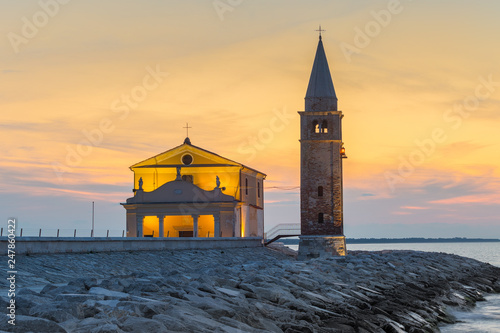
[305,31,337,111]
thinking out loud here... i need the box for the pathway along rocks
[1,248,499,332]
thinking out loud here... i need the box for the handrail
[265,223,300,240]
[264,234,300,246]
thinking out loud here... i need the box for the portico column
[136,215,144,237]
[192,215,199,237]
[158,215,165,238]
[213,213,220,238]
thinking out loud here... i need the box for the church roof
[130,138,266,177]
[305,36,338,111]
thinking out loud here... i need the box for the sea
[287,242,500,333]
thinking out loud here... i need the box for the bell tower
[297,31,347,259]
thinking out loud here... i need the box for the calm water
[287,242,500,332]
[287,242,500,267]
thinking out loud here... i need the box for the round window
[181,154,193,165]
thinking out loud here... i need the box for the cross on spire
[183,122,192,137]
[315,25,325,40]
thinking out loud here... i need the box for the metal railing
[265,223,300,240]
[264,223,301,246]
[0,228,126,238]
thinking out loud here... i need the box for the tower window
[318,213,324,223]
[321,120,328,133]
[257,181,260,198]
[313,120,319,133]
[318,186,323,197]
[245,178,248,195]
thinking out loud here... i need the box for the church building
[121,137,266,238]
[297,31,347,259]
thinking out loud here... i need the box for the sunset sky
[1,0,499,238]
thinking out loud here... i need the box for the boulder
[0,315,66,332]
[119,316,167,333]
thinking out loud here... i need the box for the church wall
[257,209,264,237]
[241,171,263,208]
[257,175,264,208]
[133,166,241,200]
[126,212,137,237]
[143,216,160,237]
[163,215,192,237]
[234,207,242,237]
[241,205,249,237]
[220,212,235,237]
[247,206,259,237]
[198,215,215,237]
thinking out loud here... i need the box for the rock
[40,283,59,294]
[29,303,76,323]
[7,248,500,333]
[91,323,124,333]
[0,315,67,332]
[216,287,241,297]
[68,277,98,290]
[152,314,190,332]
[46,284,87,296]
[55,293,105,302]
[63,317,114,333]
[119,316,167,332]
[183,293,236,318]
[89,287,130,300]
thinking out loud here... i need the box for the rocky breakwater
[1,248,499,332]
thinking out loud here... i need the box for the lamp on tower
[340,147,347,159]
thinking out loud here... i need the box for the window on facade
[257,181,260,198]
[245,178,248,195]
[318,186,323,197]
[313,120,319,133]
[182,175,193,183]
[318,213,324,223]
[321,120,328,133]
[181,154,193,165]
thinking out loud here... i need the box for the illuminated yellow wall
[133,166,242,199]
[143,216,160,237]
[142,215,215,237]
[163,215,193,237]
[198,215,215,238]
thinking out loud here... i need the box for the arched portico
[122,178,238,237]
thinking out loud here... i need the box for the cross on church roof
[183,122,192,137]
[315,25,325,40]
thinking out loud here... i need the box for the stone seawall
[1,248,499,332]
[0,237,263,254]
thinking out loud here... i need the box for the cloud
[401,206,429,210]
[429,193,500,206]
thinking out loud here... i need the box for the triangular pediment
[131,143,242,169]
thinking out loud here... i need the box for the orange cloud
[401,206,430,210]
[430,194,500,205]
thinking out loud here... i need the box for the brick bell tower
[297,31,347,259]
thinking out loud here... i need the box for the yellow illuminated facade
[121,138,266,238]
